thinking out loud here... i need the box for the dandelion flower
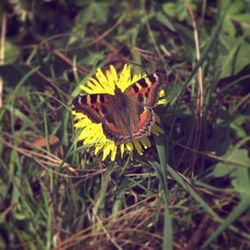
[72,64,164,161]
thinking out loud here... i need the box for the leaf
[78,2,109,24]
[221,0,244,36]
[156,12,175,32]
[218,35,250,78]
[202,149,250,249]
[230,115,248,138]
[81,52,104,66]
[162,1,188,21]
[232,13,250,24]
[232,150,250,199]
[211,148,249,178]
[3,41,20,65]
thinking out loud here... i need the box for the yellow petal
[140,137,151,149]
[109,65,118,81]
[102,144,112,161]
[120,144,125,158]
[126,142,134,152]
[117,64,131,91]
[133,140,143,155]
[131,73,143,83]
[110,143,117,161]
[95,144,104,155]
[152,124,164,135]
[95,68,108,88]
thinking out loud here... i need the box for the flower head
[72,64,164,161]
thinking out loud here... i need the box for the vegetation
[0,0,250,249]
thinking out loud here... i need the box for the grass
[1,1,250,249]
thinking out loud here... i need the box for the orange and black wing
[72,93,113,123]
[125,73,162,107]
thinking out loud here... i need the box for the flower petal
[140,137,151,149]
[95,68,108,88]
[117,64,131,91]
[133,140,143,155]
[120,144,125,158]
[110,143,117,161]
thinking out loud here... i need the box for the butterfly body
[73,73,162,145]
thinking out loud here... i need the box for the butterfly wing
[73,92,136,144]
[72,93,113,123]
[125,73,162,107]
[102,108,155,145]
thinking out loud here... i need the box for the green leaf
[218,35,250,78]
[232,13,250,24]
[156,12,175,32]
[221,0,244,36]
[202,149,250,249]
[81,52,104,66]
[162,3,176,17]
[211,148,249,178]
[232,150,250,198]
[3,41,20,65]
[162,1,188,21]
[78,2,109,24]
[230,115,249,138]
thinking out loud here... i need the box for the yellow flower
[72,64,164,161]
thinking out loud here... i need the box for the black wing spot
[100,94,105,103]
[95,107,99,113]
[148,75,157,84]
[132,85,139,93]
[90,94,97,104]
[138,78,147,88]
[80,96,87,104]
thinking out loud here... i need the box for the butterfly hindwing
[102,108,155,145]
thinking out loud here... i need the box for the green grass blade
[167,164,219,219]
[150,136,173,250]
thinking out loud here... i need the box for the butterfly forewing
[72,93,112,123]
[125,74,161,107]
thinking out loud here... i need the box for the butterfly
[72,74,163,145]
